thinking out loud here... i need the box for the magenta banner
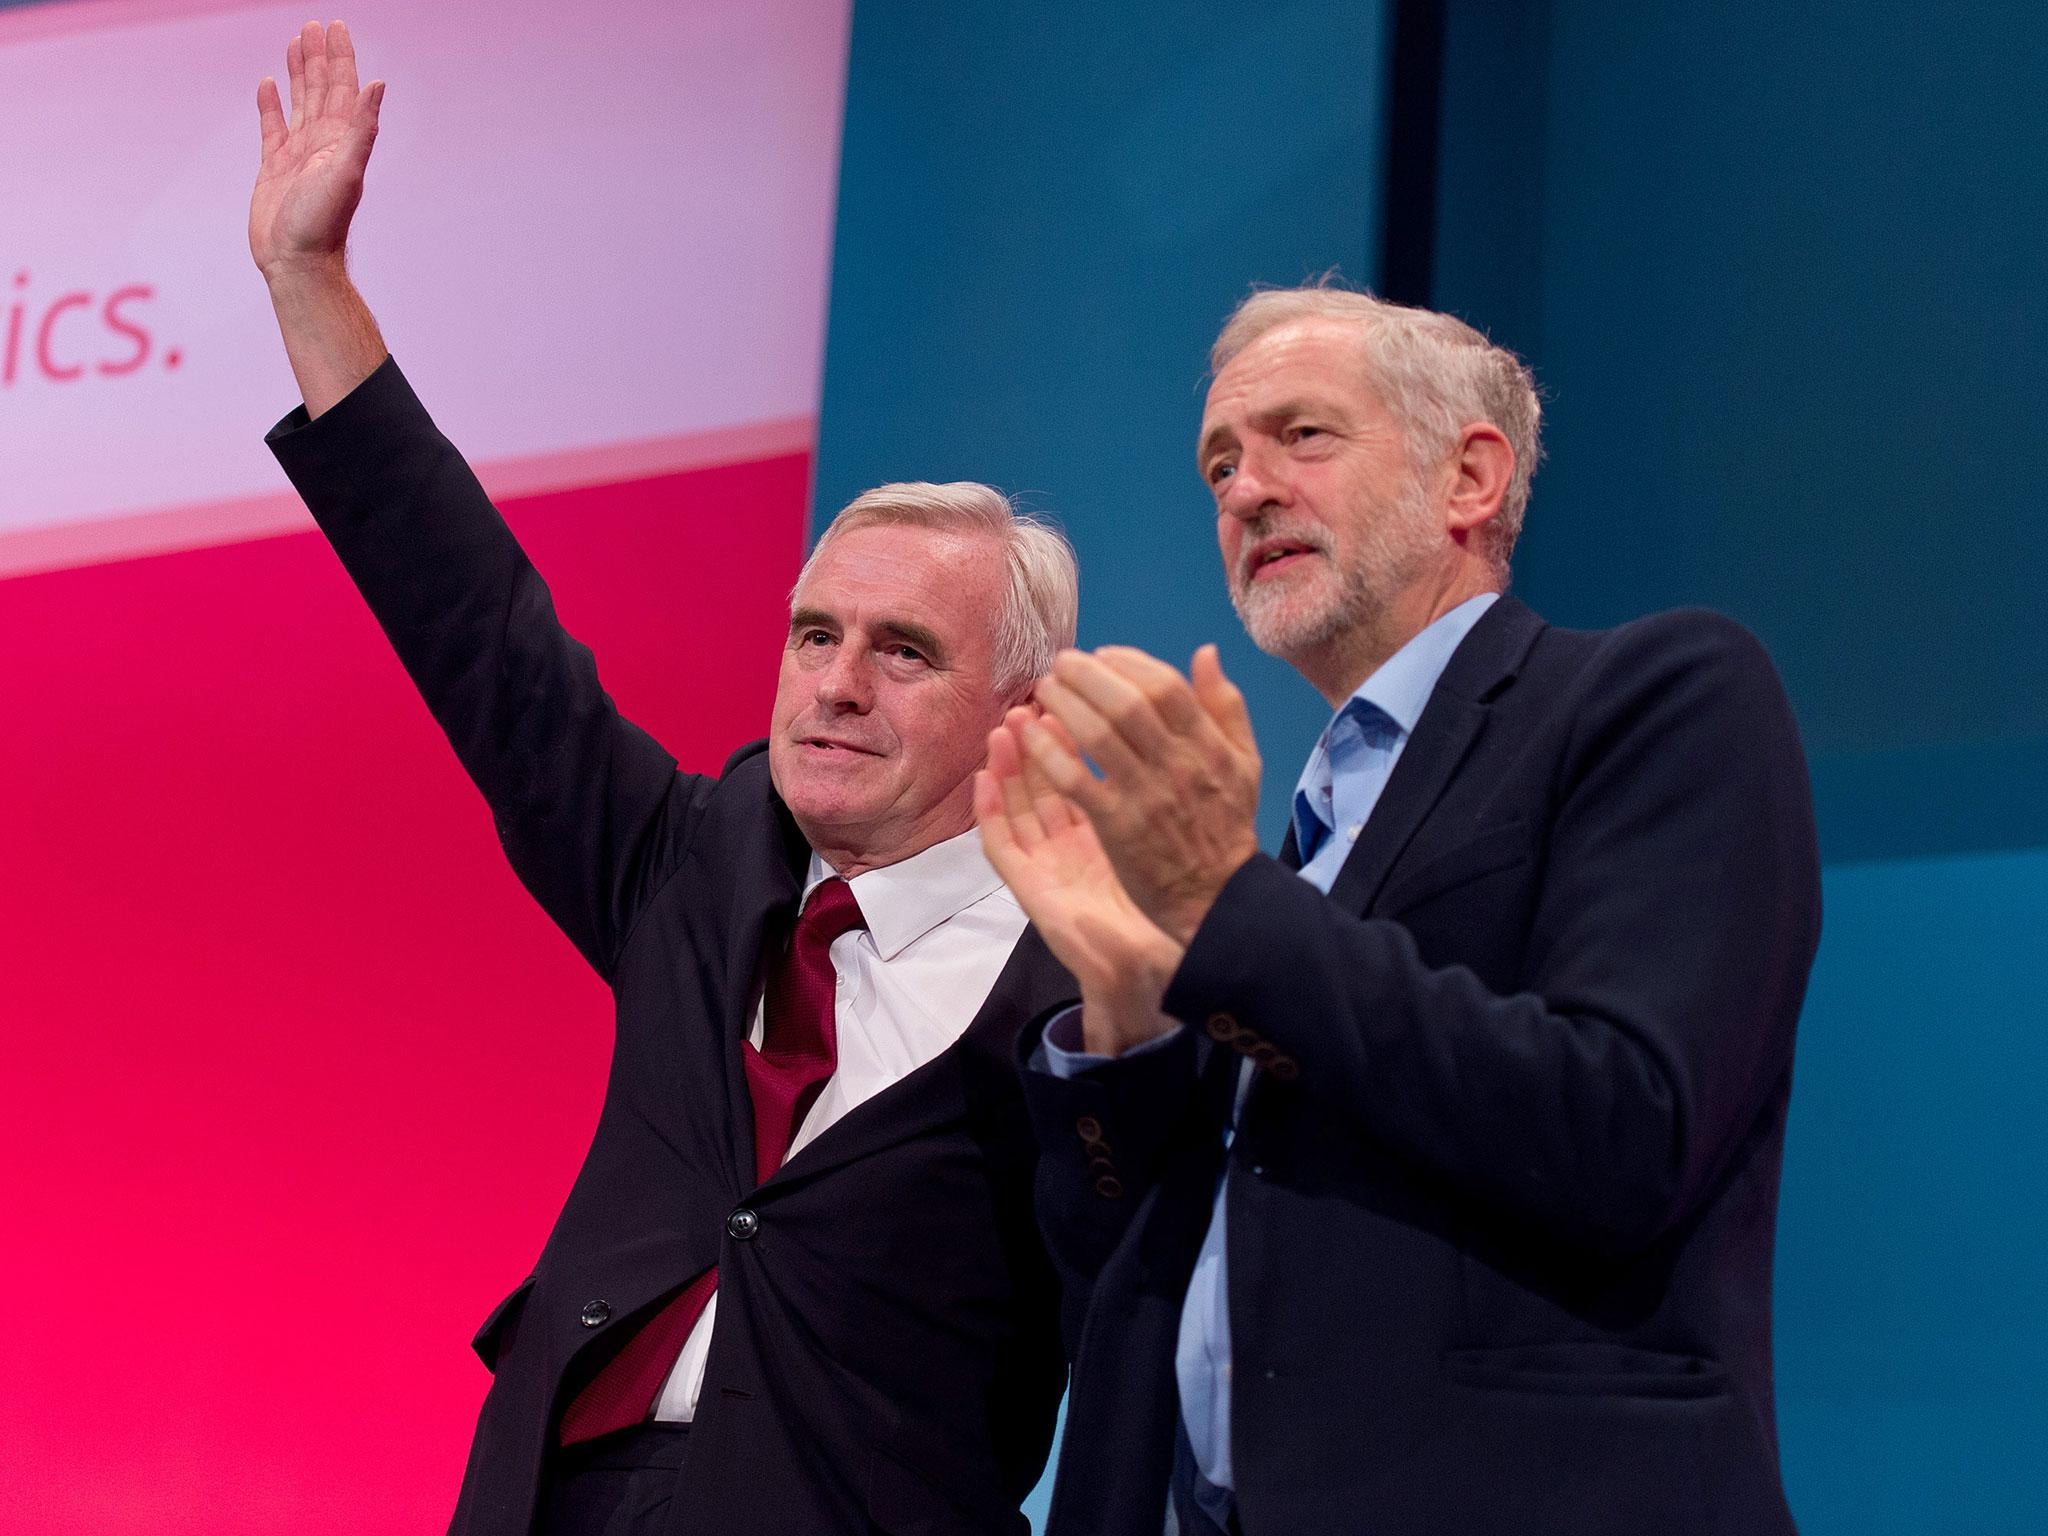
[0,3,849,1531]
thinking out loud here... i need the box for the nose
[1217,441,1286,523]
[815,642,873,712]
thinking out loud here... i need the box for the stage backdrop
[0,1,849,1531]
[817,4,2047,1533]
[1429,2,2048,1530]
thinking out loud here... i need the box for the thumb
[1191,644,1257,754]
[347,79,386,161]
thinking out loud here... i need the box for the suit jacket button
[727,1208,761,1241]
[579,1300,611,1328]
[1271,1056,1300,1081]
[1093,1174,1124,1199]
[1206,1013,1238,1042]
[1075,1115,1103,1142]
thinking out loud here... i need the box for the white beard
[1229,484,1438,661]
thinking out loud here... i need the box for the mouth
[796,736,881,757]
[1243,537,1323,584]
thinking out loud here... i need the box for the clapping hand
[975,711,1185,1057]
[1022,644,1262,946]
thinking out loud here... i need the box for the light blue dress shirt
[1040,592,1498,1512]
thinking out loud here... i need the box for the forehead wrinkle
[793,524,1008,665]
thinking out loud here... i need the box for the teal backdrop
[813,0,1395,849]
[819,2,2046,1531]
[1431,4,2047,1530]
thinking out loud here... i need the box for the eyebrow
[1200,396,1346,466]
[875,618,947,661]
[788,606,948,662]
[788,605,837,639]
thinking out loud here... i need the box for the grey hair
[1211,283,1543,572]
[795,481,1079,692]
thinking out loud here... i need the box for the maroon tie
[557,877,866,1445]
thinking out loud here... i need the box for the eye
[1287,424,1325,444]
[1207,460,1236,486]
[886,643,928,664]
[798,628,834,648]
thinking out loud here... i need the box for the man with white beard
[975,285,1823,1536]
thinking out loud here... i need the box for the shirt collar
[1353,591,1501,738]
[1291,591,1500,851]
[806,827,1009,961]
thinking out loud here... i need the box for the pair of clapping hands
[974,645,1263,1057]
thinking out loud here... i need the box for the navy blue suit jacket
[1021,595,1822,1536]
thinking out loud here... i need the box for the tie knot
[800,876,867,947]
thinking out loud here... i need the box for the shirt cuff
[1031,1005,1187,1078]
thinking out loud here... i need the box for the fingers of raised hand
[1190,643,1260,760]
[257,77,288,156]
[352,79,386,152]
[300,21,331,119]
[329,20,360,103]
[285,32,305,131]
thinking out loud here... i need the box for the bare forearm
[264,255,388,418]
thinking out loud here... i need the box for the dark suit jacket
[1022,596,1822,1536]
[268,359,1073,1536]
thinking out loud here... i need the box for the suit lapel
[762,925,1074,1189]
[1324,596,1544,916]
[720,789,811,1191]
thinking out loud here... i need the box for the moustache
[1233,522,1333,587]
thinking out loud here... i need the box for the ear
[1442,422,1514,541]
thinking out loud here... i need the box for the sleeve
[267,357,714,981]
[1019,1010,1214,1353]
[1033,1006,1188,1078]
[1162,611,1823,1257]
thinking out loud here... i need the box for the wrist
[261,250,352,294]
[1076,941,1184,1056]
[1077,992,1178,1057]
[1158,846,1256,947]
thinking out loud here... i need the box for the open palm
[975,711,1184,1013]
[250,20,385,277]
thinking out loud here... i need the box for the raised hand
[975,708,1185,1056]
[250,20,385,280]
[1021,644,1262,946]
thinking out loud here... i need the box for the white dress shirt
[652,826,1029,1420]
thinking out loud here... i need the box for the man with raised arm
[977,286,1822,1535]
[250,23,1076,1535]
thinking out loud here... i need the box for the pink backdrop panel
[0,457,812,1533]
[1,0,848,1529]
[0,0,849,575]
